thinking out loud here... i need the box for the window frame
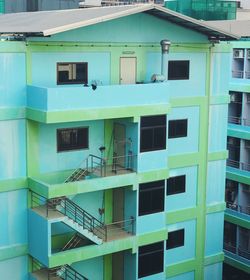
[57,62,88,85]
[168,119,188,139]
[138,241,164,278]
[140,115,167,153]
[139,180,165,216]
[167,175,186,196]
[166,229,185,250]
[57,127,89,153]
[168,60,190,80]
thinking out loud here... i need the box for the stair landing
[32,205,65,221]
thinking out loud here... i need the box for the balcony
[224,242,250,263]
[232,70,244,79]
[28,153,138,198]
[227,159,250,172]
[27,83,170,123]
[226,201,250,215]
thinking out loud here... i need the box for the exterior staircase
[61,233,85,251]
[31,260,88,280]
[49,197,106,245]
[64,154,105,183]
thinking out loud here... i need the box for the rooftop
[0,4,239,40]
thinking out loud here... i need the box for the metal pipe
[160,39,171,78]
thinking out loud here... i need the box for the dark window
[167,175,186,196]
[138,242,164,278]
[168,60,190,80]
[166,229,185,250]
[57,62,88,85]
[139,180,165,216]
[57,127,88,152]
[168,119,188,139]
[140,115,166,152]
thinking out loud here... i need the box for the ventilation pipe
[151,39,171,82]
[160,39,171,79]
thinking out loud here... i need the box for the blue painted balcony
[27,83,170,123]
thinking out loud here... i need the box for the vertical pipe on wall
[160,39,171,80]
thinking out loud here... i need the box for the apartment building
[205,17,250,279]
[0,4,237,280]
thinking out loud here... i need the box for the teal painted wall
[39,120,104,175]
[0,120,26,180]
[124,250,136,280]
[205,212,224,256]
[71,257,103,280]
[211,52,230,96]
[204,262,222,280]
[0,256,28,280]
[167,271,195,280]
[166,166,198,212]
[137,212,166,235]
[0,53,26,108]
[31,52,110,87]
[208,104,228,152]
[0,189,27,247]
[165,220,196,266]
[28,209,50,266]
[206,160,226,205]
[168,107,200,156]
[29,14,208,43]
[146,52,207,97]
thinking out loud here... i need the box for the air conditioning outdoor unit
[233,49,244,59]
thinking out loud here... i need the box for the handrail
[232,70,244,78]
[58,264,88,280]
[227,159,250,171]
[226,201,250,215]
[228,116,242,125]
[59,197,106,240]
[224,242,250,260]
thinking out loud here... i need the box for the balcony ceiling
[0,4,239,40]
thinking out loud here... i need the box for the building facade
[0,5,235,280]
[0,0,80,13]
[223,41,250,279]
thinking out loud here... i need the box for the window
[138,242,164,278]
[168,60,190,80]
[168,119,188,139]
[167,175,186,196]
[166,229,185,250]
[139,180,165,216]
[57,127,88,152]
[140,115,166,152]
[27,0,38,11]
[57,62,88,84]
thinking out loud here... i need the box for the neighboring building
[207,19,250,280]
[0,4,237,280]
[0,0,80,13]
[164,0,238,20]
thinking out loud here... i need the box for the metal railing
[31,258,88,280]
[224,243,250,260]
[245,71,250,79]
[228,116,242,125]
[64,152,137,183]
[232,70,244,78]
[105,217,135,241]
[226,201,250,215]
[227,159,250,171]
[59,197,106,241]
[228,116,250,126]
[57,265,88,280]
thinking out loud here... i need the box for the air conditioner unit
[247,50,250,59]
[233,49,244,59]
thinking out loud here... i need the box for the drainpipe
[160,39,171,80]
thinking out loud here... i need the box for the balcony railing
[232,70,244,78]
[245,71,250,79]
[228,116,242,125]
[227,159,250,171]
[226,201,250,215]
[224,242,250,261]
[228,116,250,126]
